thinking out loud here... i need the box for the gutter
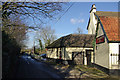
[109,41,120,43]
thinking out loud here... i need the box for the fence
[111,54,119,65]
[110,53,120,69]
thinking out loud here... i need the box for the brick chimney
[90,4,96,13]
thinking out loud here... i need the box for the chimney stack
[90,4,96,13]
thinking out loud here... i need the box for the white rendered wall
[47,48,58,59]
[95,23,109,68]
[47,47,93,64]
[88,12,97,34]
[65,47,93,64]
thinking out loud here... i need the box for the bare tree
[76,27,83,34]
[2,16,28,48]
[1,2,67,48]
[2,2,64,29]
[36,26,56,47]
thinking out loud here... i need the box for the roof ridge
[46,34,95,48]
[96,11,119,17]
[71,34,95,35]
[96,11,120,13]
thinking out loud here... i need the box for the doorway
[86,50,92,65]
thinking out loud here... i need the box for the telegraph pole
[33,41,35,54]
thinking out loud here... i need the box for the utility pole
[33,41,35,54]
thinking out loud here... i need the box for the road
[13,55,64,80]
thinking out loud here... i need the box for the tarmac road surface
[13,55,64,80]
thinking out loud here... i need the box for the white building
[87,4,120,74]
[46,34,95,65]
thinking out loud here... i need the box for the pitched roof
[95,11,120,42]
[99,16,120,42]
[46,34,95,48]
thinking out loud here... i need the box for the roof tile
[46,34,95,48]
[99,16,120,41]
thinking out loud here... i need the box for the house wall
[65,47,93,63]
[47,47,65,59]
[47,48,58,59]
[47,47,93,65]
[95,23,109,69]
[109,43,120,69]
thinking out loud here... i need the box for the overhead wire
[53,3,74,26]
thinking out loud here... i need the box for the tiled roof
[46,34,95,48]
[98,14,120,42]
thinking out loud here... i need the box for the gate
[111,53,119,69]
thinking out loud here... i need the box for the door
[86,50,91,65]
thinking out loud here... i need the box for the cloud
[70,18,84,24]
[78,19,84,23]
[70,18,76,24]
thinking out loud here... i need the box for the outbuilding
[46,34,95,65]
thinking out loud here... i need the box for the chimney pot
[90,4,96,13]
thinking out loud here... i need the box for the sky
[26,2,118,49]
